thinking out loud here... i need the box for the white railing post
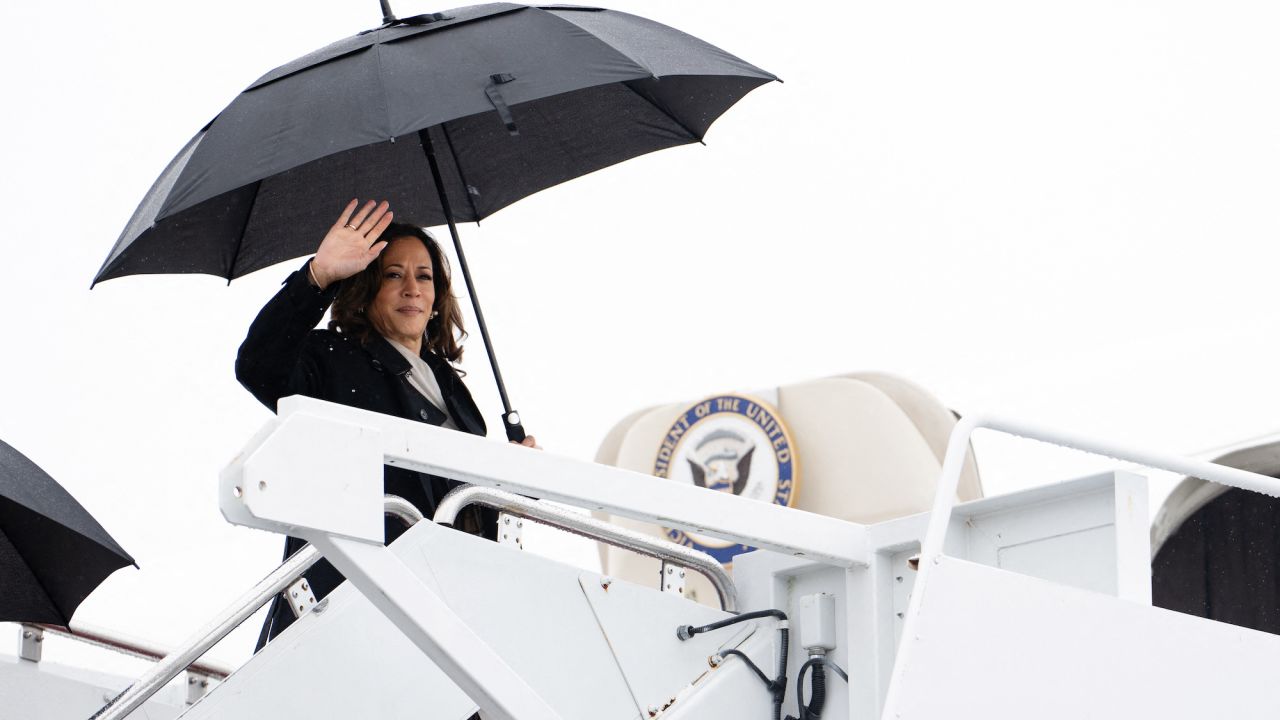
[919,414,1280,566]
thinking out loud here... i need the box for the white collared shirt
[388,340,458,431]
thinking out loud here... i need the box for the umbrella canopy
[0,438,135,625]
[92,3,777,283]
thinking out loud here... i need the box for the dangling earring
[430,310,439,319]
[357,307,365,314]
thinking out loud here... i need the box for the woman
[237,199,535,645]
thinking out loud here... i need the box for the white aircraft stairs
[17,396,1280,719]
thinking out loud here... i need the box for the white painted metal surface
[93,497,419,720]
[182,520,763,720]
[919,414,1280,565]
[0,651,186,720]
[882,555,1280,718]
[735,470,1155,719]
[188,399,1280,720]
[655,630,777,719]
[220,409,386,543]
[93,543,321,720]
[578,571,755,714]
[434,484,738,610]
[497,512,525,549]
[263,395,870,567]
[883,415,1280,720]
[308,533,562,720]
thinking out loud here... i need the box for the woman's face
[369,236,436,350]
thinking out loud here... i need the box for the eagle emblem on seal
[653,394,797,565]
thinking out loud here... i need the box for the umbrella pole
[379,0,397,24]
[419,129,526,442]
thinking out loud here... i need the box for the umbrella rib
[373,43,394,151]
[225,181,263,283]
[440,122,482,222]
[620,81,705,146]
[542,8,660,77]
[541,5,708,144]
[0,527,69,625]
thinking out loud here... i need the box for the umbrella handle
[419,127,527,446]
[503,411,526,443]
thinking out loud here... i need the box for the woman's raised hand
[309,200,395,289]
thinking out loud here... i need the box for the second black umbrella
[0,438,135,625]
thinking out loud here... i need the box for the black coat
[236,261,496,645]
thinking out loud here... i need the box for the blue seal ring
[654,394,796,566]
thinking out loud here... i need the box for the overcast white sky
[3,0,1279,682]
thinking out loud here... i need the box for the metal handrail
[90,496,422,720]
[883,414,1280,718]
[919,414,1280,564]
[384,495,426,526]
[31,622,234,679]
[433,485,739,612]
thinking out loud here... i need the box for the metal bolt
[708,654,722,668]
[601,577,612,590]
[258,480,267,491]
[647,705,659,717]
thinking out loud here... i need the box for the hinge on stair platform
[498,513,525,549]
[286,576,319,618]
[661,562,686,596]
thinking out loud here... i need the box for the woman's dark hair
[329,222,467,363]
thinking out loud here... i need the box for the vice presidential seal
[653,394,798,565]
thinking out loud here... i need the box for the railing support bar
[920,415,1280,563]
[90,496,421,720]
[434,485,739,612]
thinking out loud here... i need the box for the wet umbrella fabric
[93,3,775,439]
[0,439,135,625]
[92,4,776,283]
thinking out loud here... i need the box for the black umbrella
[93,2,777,439]
[0,438,135,625]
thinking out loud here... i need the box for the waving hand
[309,199,395,290]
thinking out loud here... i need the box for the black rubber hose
[806,662,826,719]
[677,608,789,640]
[792,660,813,720]
[793,656,849,719]
[773,627,789,720]
[675,608,790,720]
[719,649,772,687]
